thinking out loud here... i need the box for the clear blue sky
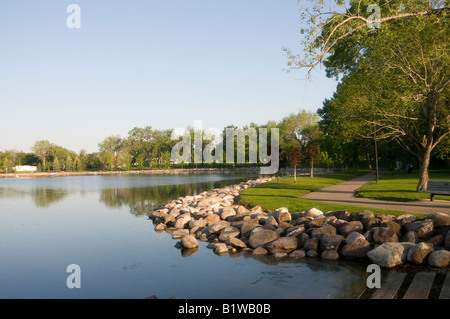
[0,0,338,153]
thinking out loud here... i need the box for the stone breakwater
[148,178,450,269]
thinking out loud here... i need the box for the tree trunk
[416,148,432,191]
[310,161,314,178]
[294,166,297,183]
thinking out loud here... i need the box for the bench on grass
[419,180,450,201]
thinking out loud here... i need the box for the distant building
[14,165,38,172]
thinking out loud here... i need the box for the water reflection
[98,178,250,216]
[0,174,256,213]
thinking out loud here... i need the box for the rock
[321,249,339,261]
[303,237,319,252]
[154,223,166,232]
[341,236,372,258]
[364,217,380,231]
[395,214,416,225]
[407,242,433,264]
[311,224,337,239]
[401,231,418,243]
[306,250,318,257]
[218,226,240,242]
[319,234,344,251]
[208,221,230,234]
[286,225,305,237]
[171,229,190,239]
[333,210,352,222]
[339,221,364,236]
[380,220,402,236]
[367,242,414,268]
[264,216,279,227]
[446,231,450,250]
[354,210,375,224]
[236,205,249,214]
[181,235,198,249]
[427,212,450,228]
[188,219,207,229]
[253,247,268,255]
[214,244,228,254]
[266,237,300,254]
[307,217,326,228]
[345,231,366,244]
[229,237,247,250]
[220,207,236,220]
[305,208,323,218]
[426,234,444,247]
[205,213,220,225]
[428,249,450,268]
[372,227,399,244]
[248,228,279,248]
[275,210,292,224]
[404,219,434,239]
[290,249,306,259]
[238,222,259,237]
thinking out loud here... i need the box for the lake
[0,173,370,299]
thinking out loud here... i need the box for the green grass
[356,170,450,202]
[240,169,424,217]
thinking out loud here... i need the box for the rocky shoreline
[148,177,450,269]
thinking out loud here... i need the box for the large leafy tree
[287,0,449,190]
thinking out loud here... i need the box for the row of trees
[1,104,446,176]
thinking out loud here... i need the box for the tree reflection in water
[99,178,246,216]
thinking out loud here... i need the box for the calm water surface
[0,173,369,299]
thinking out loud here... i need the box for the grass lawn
[355,170,450,202]
[240,169,425,217]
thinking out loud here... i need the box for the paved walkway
[301,171,450,215]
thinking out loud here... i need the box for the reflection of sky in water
[0,174,368,299]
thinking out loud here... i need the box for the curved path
[301,171,450,215]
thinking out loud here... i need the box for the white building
[14,165,38,172]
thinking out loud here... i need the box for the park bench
[419,180,450,201]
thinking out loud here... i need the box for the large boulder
[174,213,191,229]
[319,234,344,251]
[427,212,450,228]
[218,226,240,242]
[428,249,450,268]
[266,237,300,254]
[339,221,364,236]
[332,210,353,222]
[208,221,230,234]
[311,224,337,239]
[248,228,278,248]
[220,207,236,220]
[305,207,324,218]
[367,242,414,268]
[181,235,198,249]
[407,242,434,264]
[404,219,434,239]
[372,227,399,244]
[354,210,375,224]
[303,236,319,252]
[341,232,372,258]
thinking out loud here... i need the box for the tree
[287,1,449,190]
[287,146,303,183]
[31,140,53,171]
[305,144,320,178]
[65,155,74,172]
[98,135,125,170]
[52,157,61,172]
